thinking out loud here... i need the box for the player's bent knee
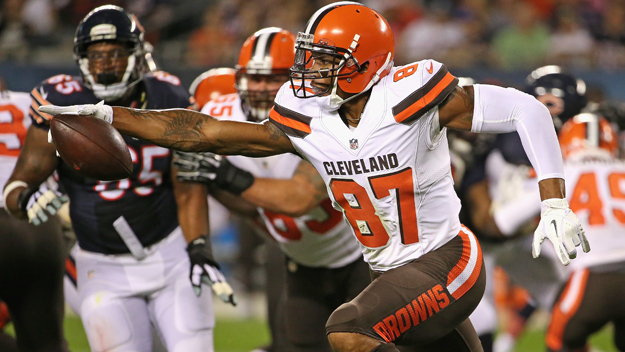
[328,332,384,352]
[369,343,400,352]
[80,292,133,352]
[326,302,359,332]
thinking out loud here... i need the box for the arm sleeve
[471,84,564,181]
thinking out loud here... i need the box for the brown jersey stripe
[273,103,312,126]
[392,66,458,125]
[269,107,311,138]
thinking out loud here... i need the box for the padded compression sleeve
[471,84,564,181]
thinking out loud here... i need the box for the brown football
[50,114,133,181]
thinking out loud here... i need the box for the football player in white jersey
[41,2,589,351]
[176,27,370,352]
[0,88,67,351]
[545,113,625,352]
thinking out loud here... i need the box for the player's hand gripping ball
[44,104,132,181]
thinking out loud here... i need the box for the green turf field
[5,315,618,352]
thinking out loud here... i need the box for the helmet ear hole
[358,62,369,74]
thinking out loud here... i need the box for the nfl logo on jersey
[349,138,358,150]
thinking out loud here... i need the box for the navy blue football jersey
[462,132,531,191]
[30,72,192,254]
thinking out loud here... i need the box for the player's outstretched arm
[171,165,236,305]
[238,160,327,217]
[38,104,296,157]
[438,84,590,265]
[174,153,327,217]
[112,107,296,156]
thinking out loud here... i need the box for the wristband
[2,180,28,210]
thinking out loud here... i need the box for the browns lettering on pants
[546,266,625,352]
[326,227,485,351]
[0,211,66,352]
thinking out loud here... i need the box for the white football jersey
[270,60,462,271]
[563,159,625,270]
[0,91,32,203]
[201,94,362,268]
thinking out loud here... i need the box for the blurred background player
[0,79,67,352]
[3,6,230,351]
[190,63,286,352]
[463,66,588,352]
[189,67,236,109]
[546,113,625,352]
[187,65,278,349]
[175,27,370,352]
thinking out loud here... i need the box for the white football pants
[75,227,215,352]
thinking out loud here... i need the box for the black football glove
[173,151,255,195]
[186,234,236,306]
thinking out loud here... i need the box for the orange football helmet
[290,2,394,108]
[189,67,237,109]
[236,27,295,121]
[559,113,618,160]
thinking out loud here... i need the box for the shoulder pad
[143,72,193,109]
[269,82,315,139]
[387,60,458,125]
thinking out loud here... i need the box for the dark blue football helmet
[74,5,145,102]
[524,65,587,128]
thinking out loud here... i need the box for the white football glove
[17,182,69,226]
[39,101,113,124]
[532,198,590,266]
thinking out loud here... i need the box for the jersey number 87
[330,168,418,248]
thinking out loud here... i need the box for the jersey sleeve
[28,75,99,131]
[391,60,458,125]
[269,82,313,139]
[29,84,55,129]
[143,72,194,109]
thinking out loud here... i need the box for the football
[50,114,133,181]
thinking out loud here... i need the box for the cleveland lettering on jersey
[323,153,399,176]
